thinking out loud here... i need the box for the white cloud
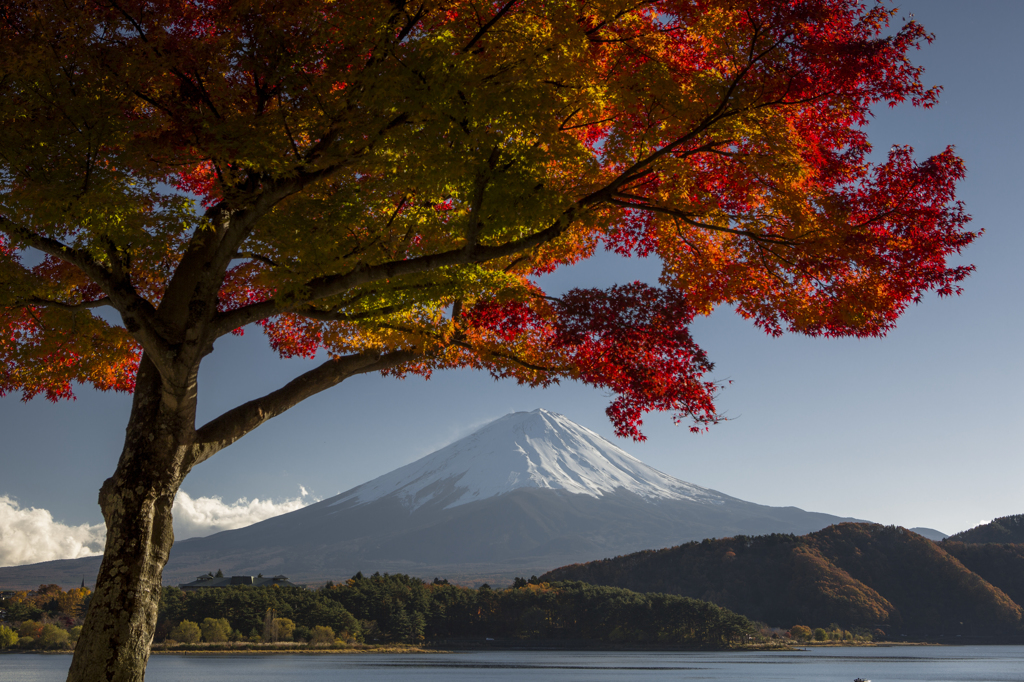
[171,487,317,540]
[0,495,105,567]
[0,487,318,566]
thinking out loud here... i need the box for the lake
[4,646,1024,682]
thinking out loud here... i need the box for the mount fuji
[331,409,727,511]
[0,409,861,587]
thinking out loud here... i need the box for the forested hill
[947,516,1024,544]
[937,516,1024,610]
[942,542,1024,611]
[154,574,753,647]
[540,523,1023,637]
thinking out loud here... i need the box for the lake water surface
[4,646,1024,682]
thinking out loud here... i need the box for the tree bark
[66,356,193,682]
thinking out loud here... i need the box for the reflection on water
[4,646,1024,682]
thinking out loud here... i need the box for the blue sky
[1,0,1021,563]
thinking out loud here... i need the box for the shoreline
[2,642,949,656]
[150,646,446,655]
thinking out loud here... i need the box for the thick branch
[190,349,421,465]
[0,219,107,288]
[0,217,173,365]
[159,114,412,339]
[211,203,584,336]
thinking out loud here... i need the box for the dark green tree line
[155,573,753,647]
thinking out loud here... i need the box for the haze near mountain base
[0,409,862,588]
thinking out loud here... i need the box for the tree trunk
[66,480,176,682]
[67,356,194,682]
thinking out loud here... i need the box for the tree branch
[464,0,519,52]
[23,296,113,311]
[381,322,557,374]
[299,302,416,322]
[190,348,422,466]
[604,31,790,195]
[448,337,555,374]
[160,112,414,337]
[605,198,799,246]
[0,217,173,365]
[210,203,584,336]
[465,146,500,245]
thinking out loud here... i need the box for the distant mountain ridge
[909,527,948,541]
[542,523,1024,637]
[0,409,861,589]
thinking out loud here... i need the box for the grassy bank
[149,642,441,654]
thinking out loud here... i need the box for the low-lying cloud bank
[0,488,317,567]
[0,495,106,568]
[171,488,315,540]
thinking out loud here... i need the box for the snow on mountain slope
[330,409,727,511]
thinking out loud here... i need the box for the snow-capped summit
[331,409,725,511]
[0,407,864,587]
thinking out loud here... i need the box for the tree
[55,587,91,619]
[789,625,812,641]
[0,625,17,650]
[167,620,201,644]
[4,599,42,623]
[0,0,975,679]
[39,624,71,650]
[309,625,335,647]
[262,608,279,643]
[273,617,296,642]
[17,620,43,640]
[69,626,84,647]
[199,617,231,643]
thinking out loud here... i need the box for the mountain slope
[542,523,1023,636]
[0,409,860,588]
[943,541,1024,609]
[948,515,1024,544]
[330,409,727,510]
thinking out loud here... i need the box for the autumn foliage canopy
[0,0,975,440]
